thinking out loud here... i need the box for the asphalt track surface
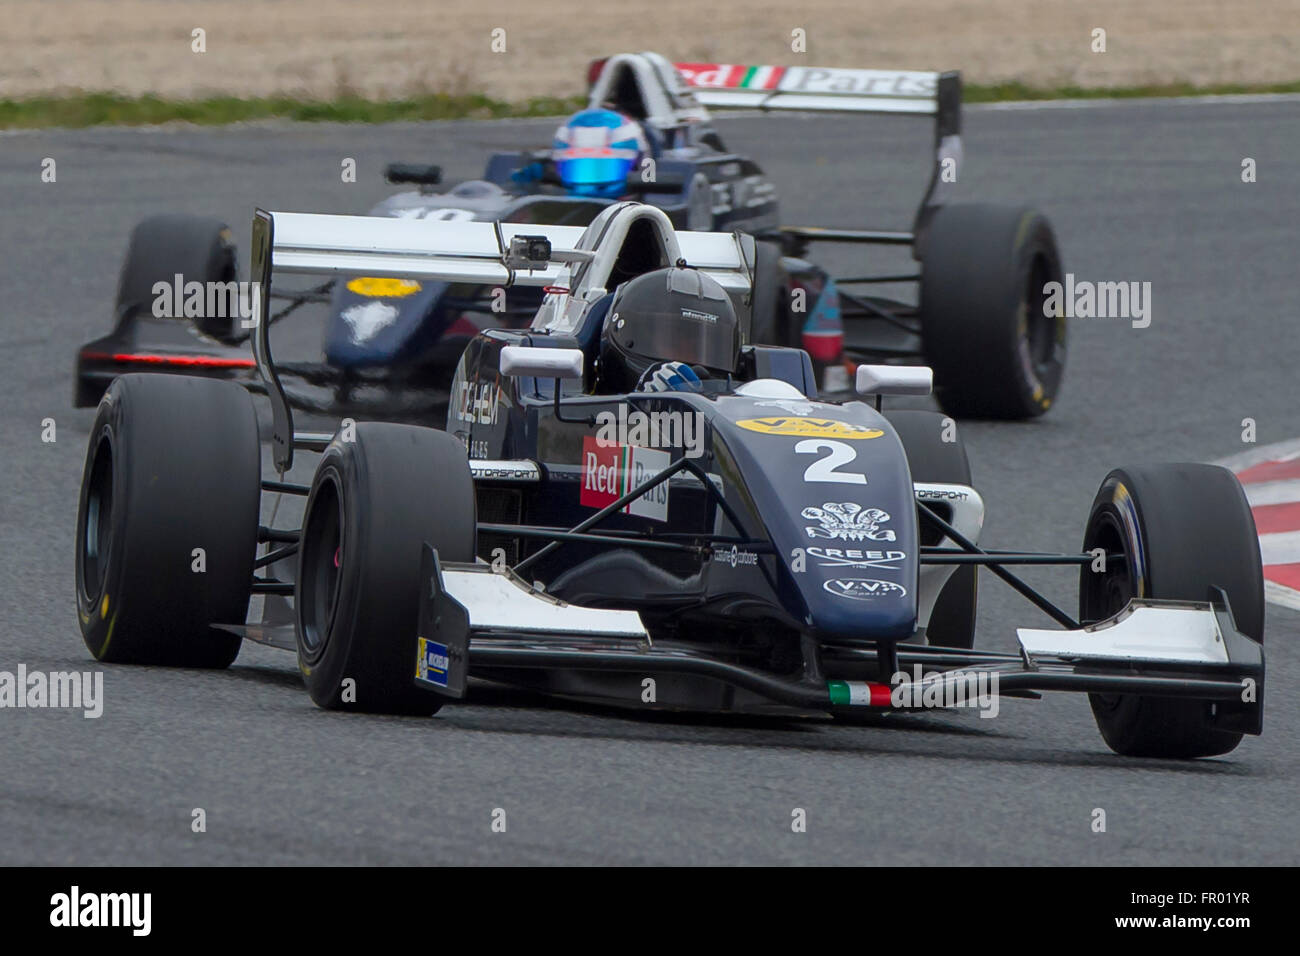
[2,99,1298,865]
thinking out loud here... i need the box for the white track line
[1242,480,1300,507]
[1265,581,1300,612]
[973,92,1300,112]
[1215,438,1300,473]
[1216,438,1300,612]
[1259,530,1300,566]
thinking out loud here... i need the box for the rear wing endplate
[675,63,963,244]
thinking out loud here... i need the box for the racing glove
[640,361,703,393]
[510,161,546,185]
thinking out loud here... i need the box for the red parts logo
[581,437,669,522]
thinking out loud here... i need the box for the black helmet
[598,266,740,392]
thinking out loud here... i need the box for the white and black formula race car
[74,203,1262,759]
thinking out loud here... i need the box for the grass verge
[0,91,588,129]
[963,78,1300,103]
[4,80,1300,129]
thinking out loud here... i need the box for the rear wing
[674,63,956,118]
[674,63,963,245]
[255,211,581,286]
[252,209,751,288]
[248,207,753,471]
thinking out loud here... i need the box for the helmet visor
[555,155,635,190]
[614,306,738,374]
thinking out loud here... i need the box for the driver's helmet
[598,266,740,393]
[552,108,647,199]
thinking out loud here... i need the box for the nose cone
[795,499,917,643]
[324,277,444,368]
[712,396,919,644]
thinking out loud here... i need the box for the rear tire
[1080,464,1264,758]
[116,214,241,341]
[74,374,260,667]
[747,239,787,348]
[920,203,1065,419]
[295,423,477,715]
[887,410,977,649]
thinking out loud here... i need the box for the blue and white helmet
[552,109,647,199]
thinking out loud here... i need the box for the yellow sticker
[735,418,884,439]
[100,594,110,619]
[346,276,422,298]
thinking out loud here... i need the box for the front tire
[1080,464,1264,758]
[74,374,261,666]
[295,423,476,715]
[920,203,1065,419]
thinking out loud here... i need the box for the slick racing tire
[116,213,241,342]
[1080,464,1264,758]
[75,374,261,667]
[295,423,476,715]
[919,203,1064,420]
[887,410,976,649]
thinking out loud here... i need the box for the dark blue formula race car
[74,203,1263,758]
[75,53,1066,420]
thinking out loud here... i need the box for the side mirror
[499,346,584,380]
[855,364,933,397]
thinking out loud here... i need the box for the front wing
[413,548,1264,733]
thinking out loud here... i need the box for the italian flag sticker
[738,65,786,90]
[827,680,893,707]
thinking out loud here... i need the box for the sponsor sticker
[455,379,501,426]
[824,578,908,601]
[781,67,938,98]
[736,417,882,439]
[416,636,450,687]
[807,546,905,570]
[470,461,541,482]
[674,63,937,99]
[346,276,422,298]
[916,488,969,500]
[675,63,788,91]
[803,502,896,541]
[581,437,670,522]
[712,545,759,568]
